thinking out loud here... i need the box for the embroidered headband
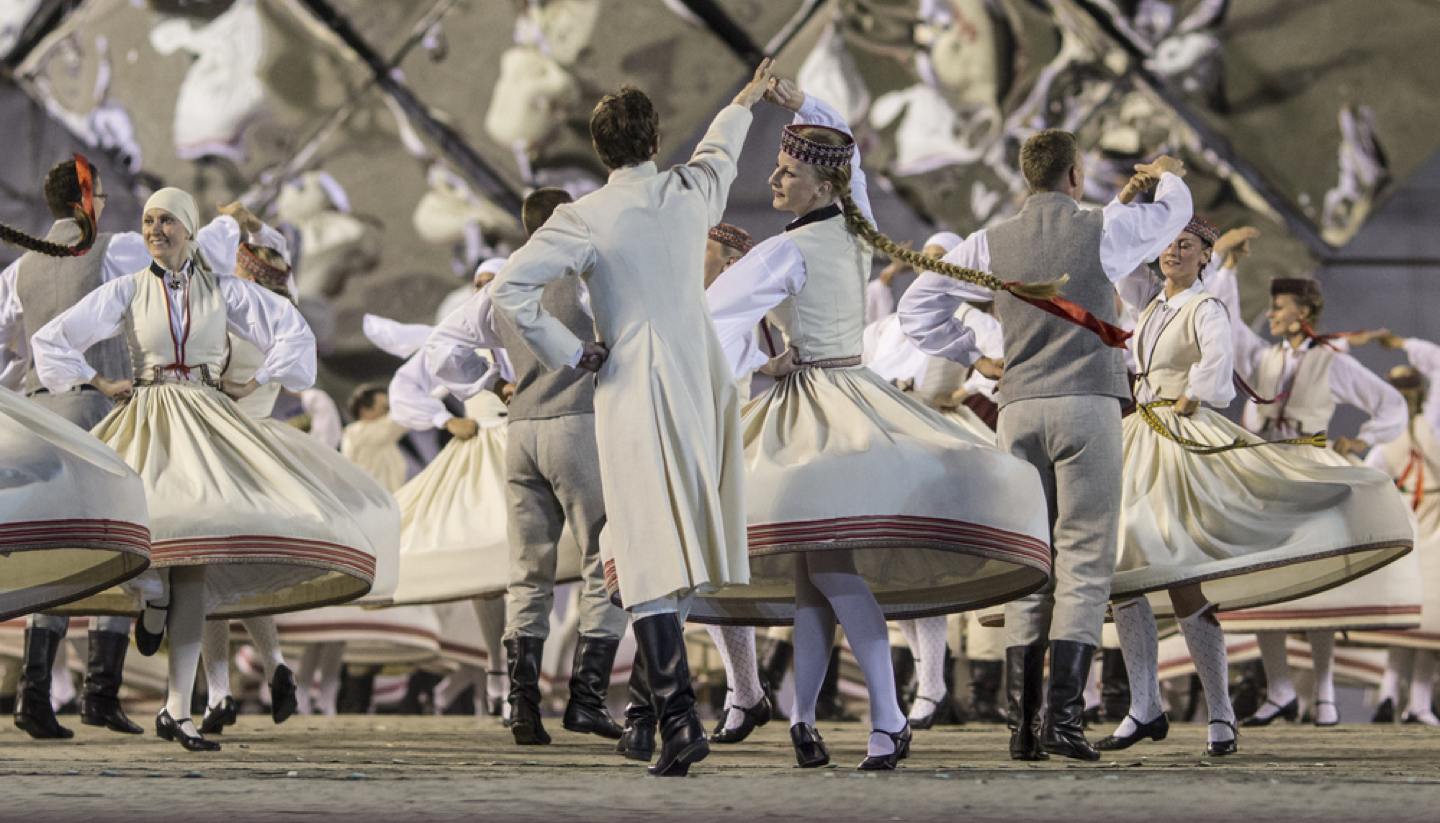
[237,242,290,294]
[1184,215,1219,247]
[780,124,854,168]
[708,222,754,255]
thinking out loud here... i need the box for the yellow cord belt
[1137,400,1328,456]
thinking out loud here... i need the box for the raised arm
[219,276,316,391]
[426,287,510,399]
[677,60,770,226]
[30,277,136,392]
[705,234,807,380]
[896,230,989,365]
[1099,168,1193,281]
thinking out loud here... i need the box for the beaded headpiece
[237,242,290,295]
[780,124,854,168]
[1184,215,1219,247]
[708,222,754,255]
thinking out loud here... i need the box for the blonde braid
[837,195,1066,301]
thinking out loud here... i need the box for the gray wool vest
[16,221,131,394]
[988,193,1128,407]
[492,276,596,421]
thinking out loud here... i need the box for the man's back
[988,194,1127,406]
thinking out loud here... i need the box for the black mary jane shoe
[134,599,169,657]
[711,694,773,744]
[200,697,238,735]
[1241,697,1298,727]
[908,696,941,731]
[1205,720,1238,756]
[156,709,220,752]
[790,722,830,768]
[857,723,912,771]
[1095,712,1169,751]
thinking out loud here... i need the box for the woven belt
[133,364,221,389]
[26,385,101,396]
[1137,399,1326,456]
[795,354,862,369]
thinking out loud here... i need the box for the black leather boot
[891,646,916,715]
[969,659,1007,723]
[616,652,656,762]
[632,614,709,777]
[1042,639,1101,761]
[1005,643,1047,761]
[815,646,857,722]
[1100,648,1131,722]
[758,636,793,721]
[563,636,624,739]
[14,627,73,740]
[80,630,142,734]
[505,635,550,745]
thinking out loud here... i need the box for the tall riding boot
[1100,648,1131,722]
[563,636,624,739]
[14,627,73,739]
[632,614,708,777]
[936,646,966,725]
[1043,639,1101,761]
[505,635,550,745]
[758,636,793,721]
[79,630,142,734]
[815,646,857,722]
[1005,643,1047,760]
[616,651,656,762]
[970,659,1007,723]
[892,646,916,714]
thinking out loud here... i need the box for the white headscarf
[142,187,210,271]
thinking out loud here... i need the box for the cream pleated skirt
[0,387,150,619]
[690,366,1051,626]
[1113,407,1414,617]
[274,604,443,666]
[1348,521,1440,649]
[71,382,376,618]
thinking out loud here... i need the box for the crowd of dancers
[0,60,1434,776]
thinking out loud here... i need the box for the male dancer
[899,131,1191,760]
[427,188,628,748]
[0,159,139,738]
[487,61,774,776]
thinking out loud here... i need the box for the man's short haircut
[521,187,574,236]
[589,86,659,170]
[1019,129,1079,192]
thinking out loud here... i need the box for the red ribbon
[1232,371,1286,405]
[70,153,97,256]
[1399,450,1424,511]
[1004,284,1132,349]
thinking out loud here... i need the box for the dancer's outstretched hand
[765,76,805,112]
[733,58,775,108]
[1215,226,1259,267]
[1135,155,1185,179]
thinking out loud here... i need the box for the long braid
[837,194,1066,300]
[0,211,96,258]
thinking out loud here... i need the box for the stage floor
[1,716,1437,821]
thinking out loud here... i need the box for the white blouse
[31,266,316,393]
[705,93,879,380]
[897,172,1193,364]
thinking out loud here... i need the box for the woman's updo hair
[589,86,659,170]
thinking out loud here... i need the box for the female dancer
[31,187,376,751]
[1098,217,1412,754]
[701,78,1051,769]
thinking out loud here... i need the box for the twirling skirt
[689,366,1051,626]
[64,382,376,618]
[1348,524,1440,649]
[1113,407,1414,617]
[274,604,443,666]
[0,387,150,619]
